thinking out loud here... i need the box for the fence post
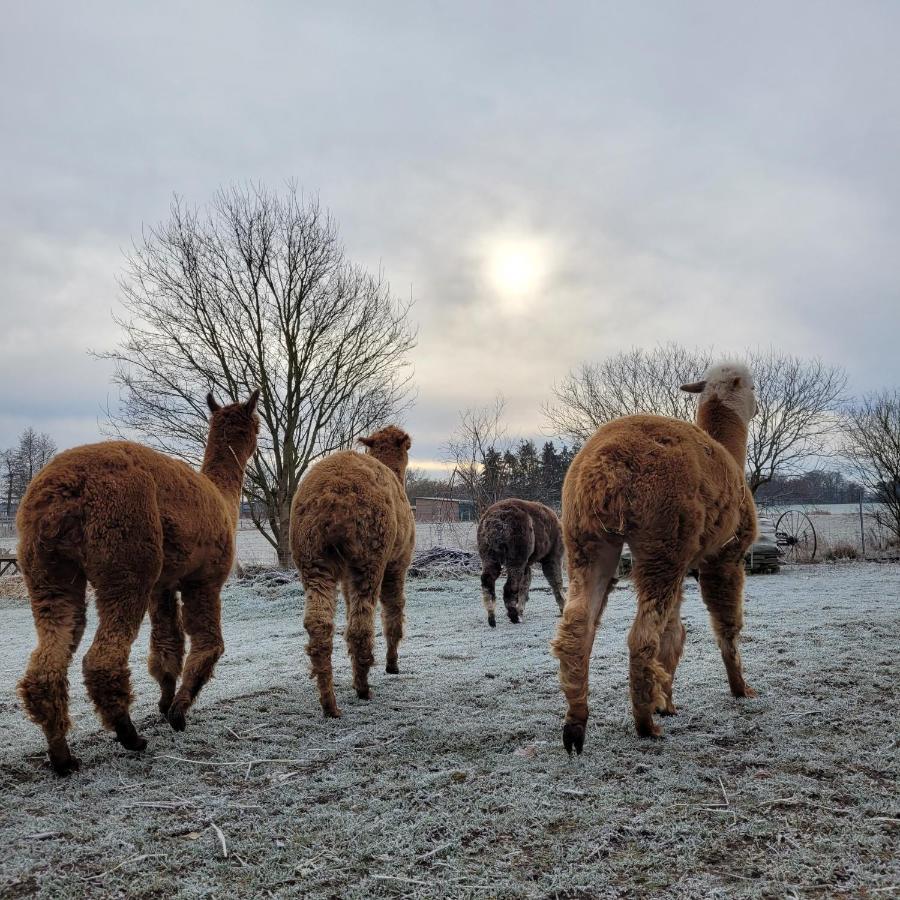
[858,492,866,559]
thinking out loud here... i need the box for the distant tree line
[1,428,57,516]
[753,469,867,505]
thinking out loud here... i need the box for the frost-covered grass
[0,564,898,898]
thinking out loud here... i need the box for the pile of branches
[408,546,481,579]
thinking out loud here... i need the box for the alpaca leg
[656,590,686,715]
[503,566,527,624]
[345,569,380,700]
[628,568,684,738]
[166,584,225,731]
[18,571,88,775]
[541,553,566,615]
[699,561,756,698]
[148,588,185,718]
[380,566,407,674]
[479,558,502,628]
[550,537,622,754]
[83,587,151,752]
[302,574,340,717]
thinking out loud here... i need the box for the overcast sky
[2,1,899,472]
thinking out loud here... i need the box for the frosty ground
[0,564,898,899]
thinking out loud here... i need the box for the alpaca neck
[201,438,245,516]
[697,397,748,469]
[377,455,407,486]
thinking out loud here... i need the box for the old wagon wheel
[775,510,817,562]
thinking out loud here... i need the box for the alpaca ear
[207,393,222,413]
[358,436,374,448]
[244,388,260,414]
[680,380,706,394]
[400,434,411,451]
[731,376,744,390]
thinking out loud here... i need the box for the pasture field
[0,563,897,898]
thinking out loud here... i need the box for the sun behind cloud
[483,233,553,313]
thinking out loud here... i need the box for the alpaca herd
[14,362,759,775]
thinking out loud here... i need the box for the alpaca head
[205,389,261,466]
[681,361,757,425]
[358,425,412,482]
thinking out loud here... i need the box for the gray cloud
[2,1,898,467]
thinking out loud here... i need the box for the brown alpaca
[477,498,565,627]
[17,392,259,774]
[551,362,758,753]
[290,426,415,717]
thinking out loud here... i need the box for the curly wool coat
[290,426,415,717]
[476,498,565,626]
[16,392,259,775]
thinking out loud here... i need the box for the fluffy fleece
[551,362,758,753]
[290,426,415,717]
[16,392,259,774]
[477,498,565,627]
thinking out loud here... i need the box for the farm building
[412,496,476,523]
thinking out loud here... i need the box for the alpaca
[551,362,758,753]
[17,391,259,774]
[290,426,415,717]
[477,498,565,627]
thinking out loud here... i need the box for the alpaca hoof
[506,607,520,624]
[114,718,148,752]
[386,662,399,675]
[488,614,496,628]
[49,753,80,776]
[356,687,371,700]
[734,684,758,699]
[158,697,174,719]
[167,706,187,732]
[636,721,662,739]
[562,722,585,755]
[657,699,678,716]
[322,705,342,719]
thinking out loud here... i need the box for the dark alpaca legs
[656,590,686,716]
[503,565,531,623]
[17,570,88,775]
[148,588,185,717]
[699,560,756,698]
[344,569,381,700]
[541,553,566,614]
[551,537,622,754]
[380,567,406,674]
[302,574,340,717]
[479,559,501,627]
[166,585,225,731]
[82,584,151,753]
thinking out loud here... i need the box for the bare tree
[1,428,57,514]
[543,344,711,442]
[445,396,510,515]
[545,344,847,494]
[744,350,848,492]
[100,182,416,565]
[842,390,900,541]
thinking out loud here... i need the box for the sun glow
[484,235,550,312]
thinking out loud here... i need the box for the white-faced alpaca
[477,499,565,627]
[551,362,758,753]
[290,427,415,717]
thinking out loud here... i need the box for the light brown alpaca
[17,391,259,774]
[551,363,758,753]
[290,426,415,717]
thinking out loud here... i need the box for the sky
[2,1,899,474]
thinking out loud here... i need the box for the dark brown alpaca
[17,391,259,774]
[290,426,415,717]
[551,362,758,753]
[477,499,565,627]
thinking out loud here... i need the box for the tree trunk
[276,500,293,568]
